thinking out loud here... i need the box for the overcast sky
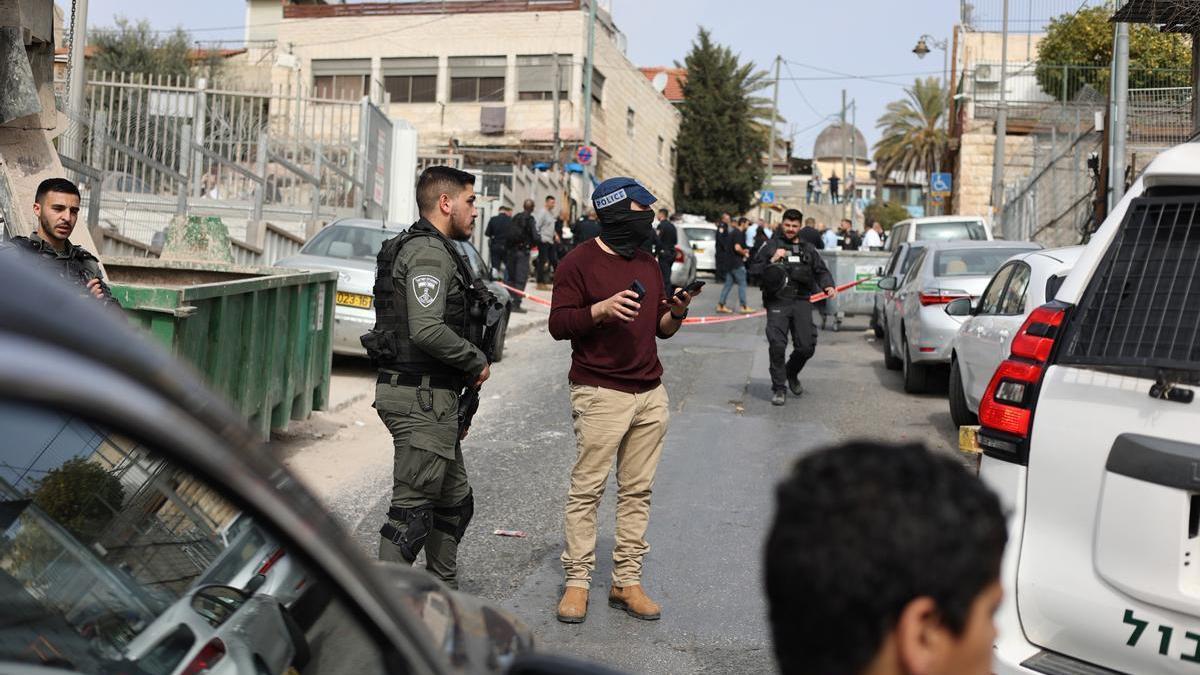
[69,0,969,154]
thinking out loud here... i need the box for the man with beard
[362,166,496,589]
[750,208,836,406]
[2,178,116,306]
[549,177,698,624]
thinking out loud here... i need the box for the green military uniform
[365,218,488,589]
[1,232,118,307]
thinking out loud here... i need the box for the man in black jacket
[750,208,836,406]
[484,206,512,275]
[504,199,537,312]
[654,208,678,295]
[573,210,601,244]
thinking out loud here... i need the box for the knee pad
[380,505,433,563]
[433,491,474,543]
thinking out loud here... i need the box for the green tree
[864,201,911,230]
[873,77,947,185]
[91,17,194,79]
[1036,6,1190,102]
[31,458,125,544]
[674,28,771,218]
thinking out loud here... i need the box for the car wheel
[491,309,510,363]
[901,328,928,394]
[949,356,978,427]
[882,322,902,371]
[282,607,311,670]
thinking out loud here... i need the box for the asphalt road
[279,277,964,675]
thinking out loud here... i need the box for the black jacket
[506,212,537,250]
[485,213,512,246]
[573,218,601,243]
[749,234,835,303]
[655,220,678,261]
[798,226,824,250]
[1,233,118,308]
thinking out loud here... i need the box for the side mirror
[243,573,267,595]
[945,297,973,317]
[877,277,898,291]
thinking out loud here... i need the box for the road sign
[576,145,594,165]
[931,172,953,195]
[761,191,776,204]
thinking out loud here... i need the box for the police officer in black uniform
[360,166,502,589]
[750,208,836,406]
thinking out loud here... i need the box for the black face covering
[598,200,655,259]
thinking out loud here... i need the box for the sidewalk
[503,282,552,338]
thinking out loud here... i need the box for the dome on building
[813,122,869,163]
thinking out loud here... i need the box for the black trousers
[535,241,556,284]
[488,240,506,277]
[765,299,817,391]
[659,256,674,295]
[505,248,531,308]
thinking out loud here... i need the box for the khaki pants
[562,383,669,589]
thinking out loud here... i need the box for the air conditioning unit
[975,64,999,84]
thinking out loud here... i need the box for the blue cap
[592,176,657,212]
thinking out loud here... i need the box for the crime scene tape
[496,278,878,325]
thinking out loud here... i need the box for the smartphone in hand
[629,280,647,304]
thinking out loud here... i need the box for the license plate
[694,247,706,254]
[336,292,372,309]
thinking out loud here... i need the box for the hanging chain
[62,0,78,107]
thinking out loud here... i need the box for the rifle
[458,385,481,439]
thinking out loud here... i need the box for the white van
[884,215,993,251]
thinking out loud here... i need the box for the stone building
[242,0,680,210]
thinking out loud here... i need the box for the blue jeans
[720,266,748,307]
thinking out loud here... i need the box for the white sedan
[944,246,1083,427]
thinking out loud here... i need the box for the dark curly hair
[764,442,1007,675]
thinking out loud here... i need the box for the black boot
[771,389,786,406]
[788,374,804,397]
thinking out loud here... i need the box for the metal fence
[57,71,393,255]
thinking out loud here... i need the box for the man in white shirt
[862,221,884,250]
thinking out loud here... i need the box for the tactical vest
[360,225,495,374]
[775,239,816,302]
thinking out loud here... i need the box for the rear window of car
[302,225,394,261]
[934,248,1030,277]
[899,245,926,275]
[683,227,716,242]
[135,625,196,675]
[198,525,268,586]
[915,221,988,242]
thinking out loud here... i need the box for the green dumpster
[104,258,337,439]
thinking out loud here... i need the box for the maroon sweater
[549,239,671,393]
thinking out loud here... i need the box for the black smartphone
[676,280,705,297]
[629,280,646,303]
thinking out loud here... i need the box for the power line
[783,59,921,88]
[782,61,830,121]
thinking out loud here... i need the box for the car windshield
[683,228,716,242]
[302,225,394,261]
[198,524,269,586]
[915,221,988,242]
[934,248,1031,277]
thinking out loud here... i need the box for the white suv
[978,143,1200,674]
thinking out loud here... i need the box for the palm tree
[873,77,948,184]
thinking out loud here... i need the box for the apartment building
[244,0,680,208]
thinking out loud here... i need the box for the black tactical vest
[361,222,479,375]
[777,238,816,302]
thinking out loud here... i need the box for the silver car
[275,219,512,361]
[122,584,304,675]
[878,240,1042,393]
[679,221,718,273]
[669,225,698,289]
[196,514,313,609]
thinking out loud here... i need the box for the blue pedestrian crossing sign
[931,172,953,195]
[761,191,776,204]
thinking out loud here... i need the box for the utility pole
[766,55,781,185]
[990,0,1009,236]
[63,0,90,161]
[840,89,848,217]
[581,0,597,199]
[552,52,562,170]
[1110,21,1129,208]
[850,100,858,224]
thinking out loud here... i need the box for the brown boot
[608,584,661,620]
[556,587,588,623]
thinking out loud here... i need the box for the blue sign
[761,191,776,204]
[931,172,953,194]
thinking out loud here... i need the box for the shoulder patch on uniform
[412,274,441,307]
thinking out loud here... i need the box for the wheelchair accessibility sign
[930,172,952,195]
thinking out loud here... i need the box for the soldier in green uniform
[361,166,498,589]
[1,178,117,307]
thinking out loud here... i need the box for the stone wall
[953,119,1035,222]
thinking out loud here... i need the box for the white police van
[978,143,1200,674]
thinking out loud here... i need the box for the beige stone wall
[953,119,1035,220]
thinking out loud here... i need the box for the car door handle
[1107,434,1200,490]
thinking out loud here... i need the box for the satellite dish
[652,72,669,93]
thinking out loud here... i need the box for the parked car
[275,219,512,361]
[670,225,698,290]
[944,246,1083,427]
[195,515,315,609]
[678,219,718,274]
[978,144,1200,675]
[870,241,928,338]
[877,240,1041,393]
[0,254,617,675]
[883,215,992,252]
[121,584,306,675]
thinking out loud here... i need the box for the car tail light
[181,639,226,675]
[674,246,684,263]
[257,547,286,575]
[978,302,1069,461]
[918,288,970,306]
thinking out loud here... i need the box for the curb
[506,315,548,339]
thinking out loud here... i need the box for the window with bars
[449,56,506,102]
[382,57,437,103]
[1061,195,1200,379]
[517,54,571,101]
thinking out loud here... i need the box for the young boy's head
[765,442,1007,675]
